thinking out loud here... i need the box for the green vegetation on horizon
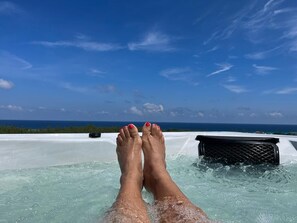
[0,125,184,134]
[0,125,296,135]
[0,125,120,134]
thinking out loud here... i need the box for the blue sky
[0,0,297,124]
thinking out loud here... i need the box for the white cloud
[0,1,22,15]
[253,64,278,74]
[32,39,122,52]
[143,103,164,113]
[276,87,297,94]
[268,112,283,118]
[129,106,143,116]
[128,32,174,52]
[223,84,248,93]
[0,104,23,111]
[0,78,14,89]
[207,63,233,77]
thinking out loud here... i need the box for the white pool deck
[1,132,297,170]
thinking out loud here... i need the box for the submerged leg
[142,122,211,223]
[103,124,150,223]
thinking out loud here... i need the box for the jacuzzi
[1,132,297,223]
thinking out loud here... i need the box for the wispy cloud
[0,78,14,89]
[206,46,219,53]
[32,37,123,52]
[276,87,297,94]
[226,76,236,83]
[0,51,32,70]
[223,84,248,93]
[160,68,190,81]
[160,67,199,85]
[268,111,283,118]
[89,68,105,77]
[0,104,23,111]
[128,102,164,116]
[245,46,281,60]
[207,63,233,77]
[143,103,164,113]
[243,0,285,38]
[90,68,105,74]
[274,7,297,15]
[169,107,195,117]
[205,0,297,55]
[0,1,22,15]
[60,82,89,93]
[253,64,278,74]
[242,0,297,54]
[128,31,175,52]
[203,2,255,44]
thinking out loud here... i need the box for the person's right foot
[142,122,169,193]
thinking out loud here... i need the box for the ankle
[120,172,142,184]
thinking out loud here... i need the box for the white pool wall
[1,132,297,170]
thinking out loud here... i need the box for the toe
[156,125,163,138]
[128,124,139,138]
[116,134,123,145]
[123,126,131,138]
[119,128,126,140]
[151,123,158,136]
[142,122,151,137]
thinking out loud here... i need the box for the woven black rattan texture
[197,136,279,165]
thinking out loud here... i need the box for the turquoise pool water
[1,156,297,223]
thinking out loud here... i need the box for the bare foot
[142,122,169,194]
[104,124,150,222]
[116,124,143,189]
[141,123,210,222]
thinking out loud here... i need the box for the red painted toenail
[128,124,134,129]
[145,122,151,127]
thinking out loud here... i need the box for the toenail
[128,124,134,129]
[145,122,151,127]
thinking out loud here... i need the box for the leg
[142,123,211,223]
[103,124,150,223]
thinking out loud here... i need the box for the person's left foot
[116,124,143,189]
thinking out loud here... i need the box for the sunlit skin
[104,123,211,222]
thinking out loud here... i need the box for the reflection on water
[1,156,297,223]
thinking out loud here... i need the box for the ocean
[1,120,297,133]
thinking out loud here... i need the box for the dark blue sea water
[1,120,297,133]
